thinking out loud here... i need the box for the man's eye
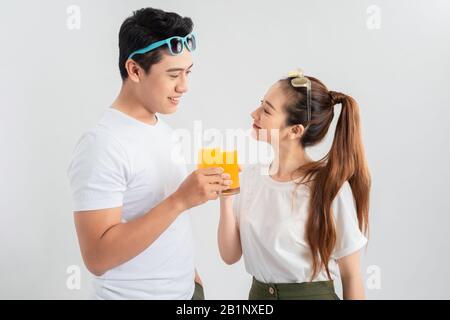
[169,74,178,78]
[264,108,270,114]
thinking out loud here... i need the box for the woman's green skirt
[249,277,340,300]
[191,282,205,300]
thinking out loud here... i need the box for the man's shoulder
[75,127,126,156]
[79,110,175,154]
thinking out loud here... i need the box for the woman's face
[251,82,293,144]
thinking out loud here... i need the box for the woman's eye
[264,108,270,114]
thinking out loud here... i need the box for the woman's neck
[270,142,312,182]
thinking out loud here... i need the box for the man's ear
[289,124,305,140]
[125,59,142,83]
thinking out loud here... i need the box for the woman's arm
[218,196,242,264]
[194,269,203,286]
[337,250,366,300]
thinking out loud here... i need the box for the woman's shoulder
[332,181,357,217]
[336,181,353,199]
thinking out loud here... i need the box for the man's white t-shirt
[67,108,195,299]
[234,164,368,283]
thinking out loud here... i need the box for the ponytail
[306,91,371,280]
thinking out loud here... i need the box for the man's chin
[158,106,178,115]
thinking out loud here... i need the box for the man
[67,7,231,299]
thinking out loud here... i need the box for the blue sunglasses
[128,33,197,60]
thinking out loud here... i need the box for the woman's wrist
[220,194,234,202]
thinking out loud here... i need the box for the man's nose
[176,75,188,93]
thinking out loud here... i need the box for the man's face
[136,49,193,114]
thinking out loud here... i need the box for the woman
[218,69,371,300]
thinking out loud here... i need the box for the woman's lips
[252,123,261,129]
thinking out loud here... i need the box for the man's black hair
[118,8,193,80]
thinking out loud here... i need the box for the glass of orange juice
[197,147,240,195]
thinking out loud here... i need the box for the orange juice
[197,148,240,195]
[220,150,240,195]
[197,148,222,168]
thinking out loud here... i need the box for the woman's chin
[251,128,268,142]
[250,127,259,140]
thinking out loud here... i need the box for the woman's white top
[234,164,368,283]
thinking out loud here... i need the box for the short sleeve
[331,181,368,260]
[67,129,128,212]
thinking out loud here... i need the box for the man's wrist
[168,192,188,214]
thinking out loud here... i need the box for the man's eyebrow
[166,63,194,72]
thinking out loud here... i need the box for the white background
[1,0,449,299]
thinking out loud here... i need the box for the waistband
[251,277,336,298]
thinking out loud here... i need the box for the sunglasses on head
[128,33,197,60]
[288,69,312,128]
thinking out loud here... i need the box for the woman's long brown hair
[280,76,371,281]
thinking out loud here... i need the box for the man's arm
[74,167,231,276]
[75,194,185,276]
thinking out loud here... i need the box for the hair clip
[288,68,312,127]
[288,69,310,88]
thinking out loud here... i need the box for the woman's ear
[289,124,305,140]
[125,59,142,83]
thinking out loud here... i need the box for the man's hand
[172,167,232,211]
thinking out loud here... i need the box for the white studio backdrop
[1,0,449,299]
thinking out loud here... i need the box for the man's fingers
[199,167,224,176]
[209,191,220,200]
[205,173,231,184]
[221,173,231,179]
[223,179,233,186]
[205,175,222,184]
[210,183,231,192]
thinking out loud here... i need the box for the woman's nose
[251,109,258,120]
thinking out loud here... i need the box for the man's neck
[111,83,157,126]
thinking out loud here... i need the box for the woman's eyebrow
[264,100,276,111]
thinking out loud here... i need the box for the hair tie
[329,91,345,105]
